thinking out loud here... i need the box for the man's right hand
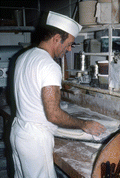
[82,120,106,136]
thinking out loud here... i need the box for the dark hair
[31,11,69,45]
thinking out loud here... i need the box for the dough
[55,102,120,142]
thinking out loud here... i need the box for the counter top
[54,137,100,178]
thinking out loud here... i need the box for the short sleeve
[41,63,62,89]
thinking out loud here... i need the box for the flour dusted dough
[55,120,119,142]
[55,102,120,142]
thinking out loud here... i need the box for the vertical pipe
[81,54,85,71]
[23,7,26,26]
[108,25,113,92]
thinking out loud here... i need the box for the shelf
[80,23,120,33]
[63,80,120,98]
[83,52,112,56]
[66,69,85,72]
[64,23,120,93]
[0,26,35,32]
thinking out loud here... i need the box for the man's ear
[53,34,61,44]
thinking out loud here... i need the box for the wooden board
[54,137,99,178]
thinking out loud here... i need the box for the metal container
[97,61,109,89]
[98,74,108,89]
[97,60,108,74]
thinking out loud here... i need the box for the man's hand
[82,120,106,136]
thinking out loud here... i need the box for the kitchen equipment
[90,64,99,87]
[83,38,103,67]
[98,74,108,89]
[97,60,108,74]
[84,39,101,53]
[97,60,109,89]
[74,52,90,71]
[0,62,9,87]
[74,53,90,84]
[101,36,120,52]
[77,71,90,84]
[0,46,23,87]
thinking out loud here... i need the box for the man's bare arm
[42,86,106,136]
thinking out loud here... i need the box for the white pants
[10,118,57,178]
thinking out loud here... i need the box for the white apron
[10,117,57,178]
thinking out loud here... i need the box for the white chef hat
[46,11,82,38]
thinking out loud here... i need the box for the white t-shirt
[14,47,62,132]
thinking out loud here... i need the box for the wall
[40,0,78,17]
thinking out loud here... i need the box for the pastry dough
[55,102,120,142]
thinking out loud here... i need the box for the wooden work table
[54,137,100,178]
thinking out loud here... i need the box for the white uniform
[10,47,62,178]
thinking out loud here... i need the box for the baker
[10,11,106,178]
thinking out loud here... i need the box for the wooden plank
[54,137,98,178]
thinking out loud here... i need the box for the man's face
[55,34,75,59]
